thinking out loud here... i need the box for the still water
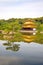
[0,33,43,65]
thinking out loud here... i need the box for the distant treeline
[0,17,43,23]
[33,17,43,24]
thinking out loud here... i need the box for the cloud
[0,0,43,7]
[0,0,43,19]
[0,0,21,1]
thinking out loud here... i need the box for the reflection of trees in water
[0,34,14,42]
[34,39,43,44]
[0,33,43,44]
[34,33,43,44]
[35,40,43,44]
[0,33,23,42]
[3,41,20,51]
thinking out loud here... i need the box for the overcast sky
[0,0,43,19]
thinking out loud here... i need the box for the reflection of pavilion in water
[20,20,37,42]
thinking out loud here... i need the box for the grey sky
[0,0,43,19]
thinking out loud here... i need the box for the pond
[0,33,43,65]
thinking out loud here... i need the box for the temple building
[21,20,36,33]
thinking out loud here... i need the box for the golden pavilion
[20,20,37,33]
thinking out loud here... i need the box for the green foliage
[0,17,43,33]
[35,33,43,44]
